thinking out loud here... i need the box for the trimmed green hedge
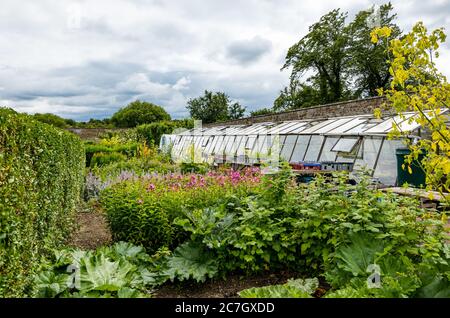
[0,108,85,297]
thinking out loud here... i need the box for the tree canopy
[186,90,246,124]
[274,3,401,112]
[33,113,68,128]
[111,100,171,128]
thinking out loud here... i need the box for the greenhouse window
[331,137,360,153]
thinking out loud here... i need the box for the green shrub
[0,108,85,297]
[85,142,137,167]
[90,152,127,167]
[111,100,171,128]
[136,120,193,146]
[100,183,173,254]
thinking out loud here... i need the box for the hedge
[0,108,85,297]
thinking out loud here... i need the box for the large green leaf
[79,254,137,292]
[164,241,219,283]
[239,278,318,298]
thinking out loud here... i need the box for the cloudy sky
[1,0,449,121]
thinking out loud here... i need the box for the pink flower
[137,199,143,204]
[147,183,156,191]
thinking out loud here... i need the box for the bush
[33,113,68,128]
[85,143,137,167]
[136,120,192,146]
[111,100,171,128]
[90,152,127,167]
[0,108,85,297]
[100,182,173,254]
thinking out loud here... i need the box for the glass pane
[332,137,360,153]
[327,118,367,134]
[280,135,297,161]
[236,136,247,156]
[291,135,311,162]
[374,139,405,185]
[319,137,339,162]
[223,136,232,151]
[314,118,354,134]
[304,135,324,162]
[285,122,309,134]
[224,136,236,155]
[212,136,224,154]
[271,135,283,157]
[257,135,268,155]
[232,136,243,155]
[246,136,257,150]
[301,120,334,133]
[354,137,383,172]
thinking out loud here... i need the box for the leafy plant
[34,242,167,298]
[239,278,318,298]
[0,108,84,297]
[164,241,219,283]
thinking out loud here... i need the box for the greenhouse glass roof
[181,111,446,138]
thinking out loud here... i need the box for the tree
[111,100,171,128]
[283,9,352,106]
[348,3,401,97]
[372,23,450,204]
[277,3,402,110]
[250,107,275,117]
[273,79,322,111]
[228,102,246,120]
[186,90,246,124]
[33,113,68,128]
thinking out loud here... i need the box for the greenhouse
[169,111,446,186]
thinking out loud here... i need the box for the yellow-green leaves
[373,22,450,204]
[370,26,392,43]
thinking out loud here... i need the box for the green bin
[395,148,426,188]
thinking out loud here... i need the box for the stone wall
[205,96,388,127]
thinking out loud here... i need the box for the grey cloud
[226,36,272,65]
[0,0,449,121]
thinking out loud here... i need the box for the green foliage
[249,107,275,117]
[34,242,168,298]
[187,90,246,124]
[136,120,191,146]
[90,152,127,168]
[111,100,171,128]
[348,3,401,96]
[0,108,85,297]
[278,3,401,110]
[33,113,68,128]
[100,183,173,254]
[372,22,450,203]
[282,9,353,106]
[85,142,137,167]
[91,157,177,182]
[239,278,318,298]
[164,241,219,283]
[99,169,261,253]
[180,162,210,174]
